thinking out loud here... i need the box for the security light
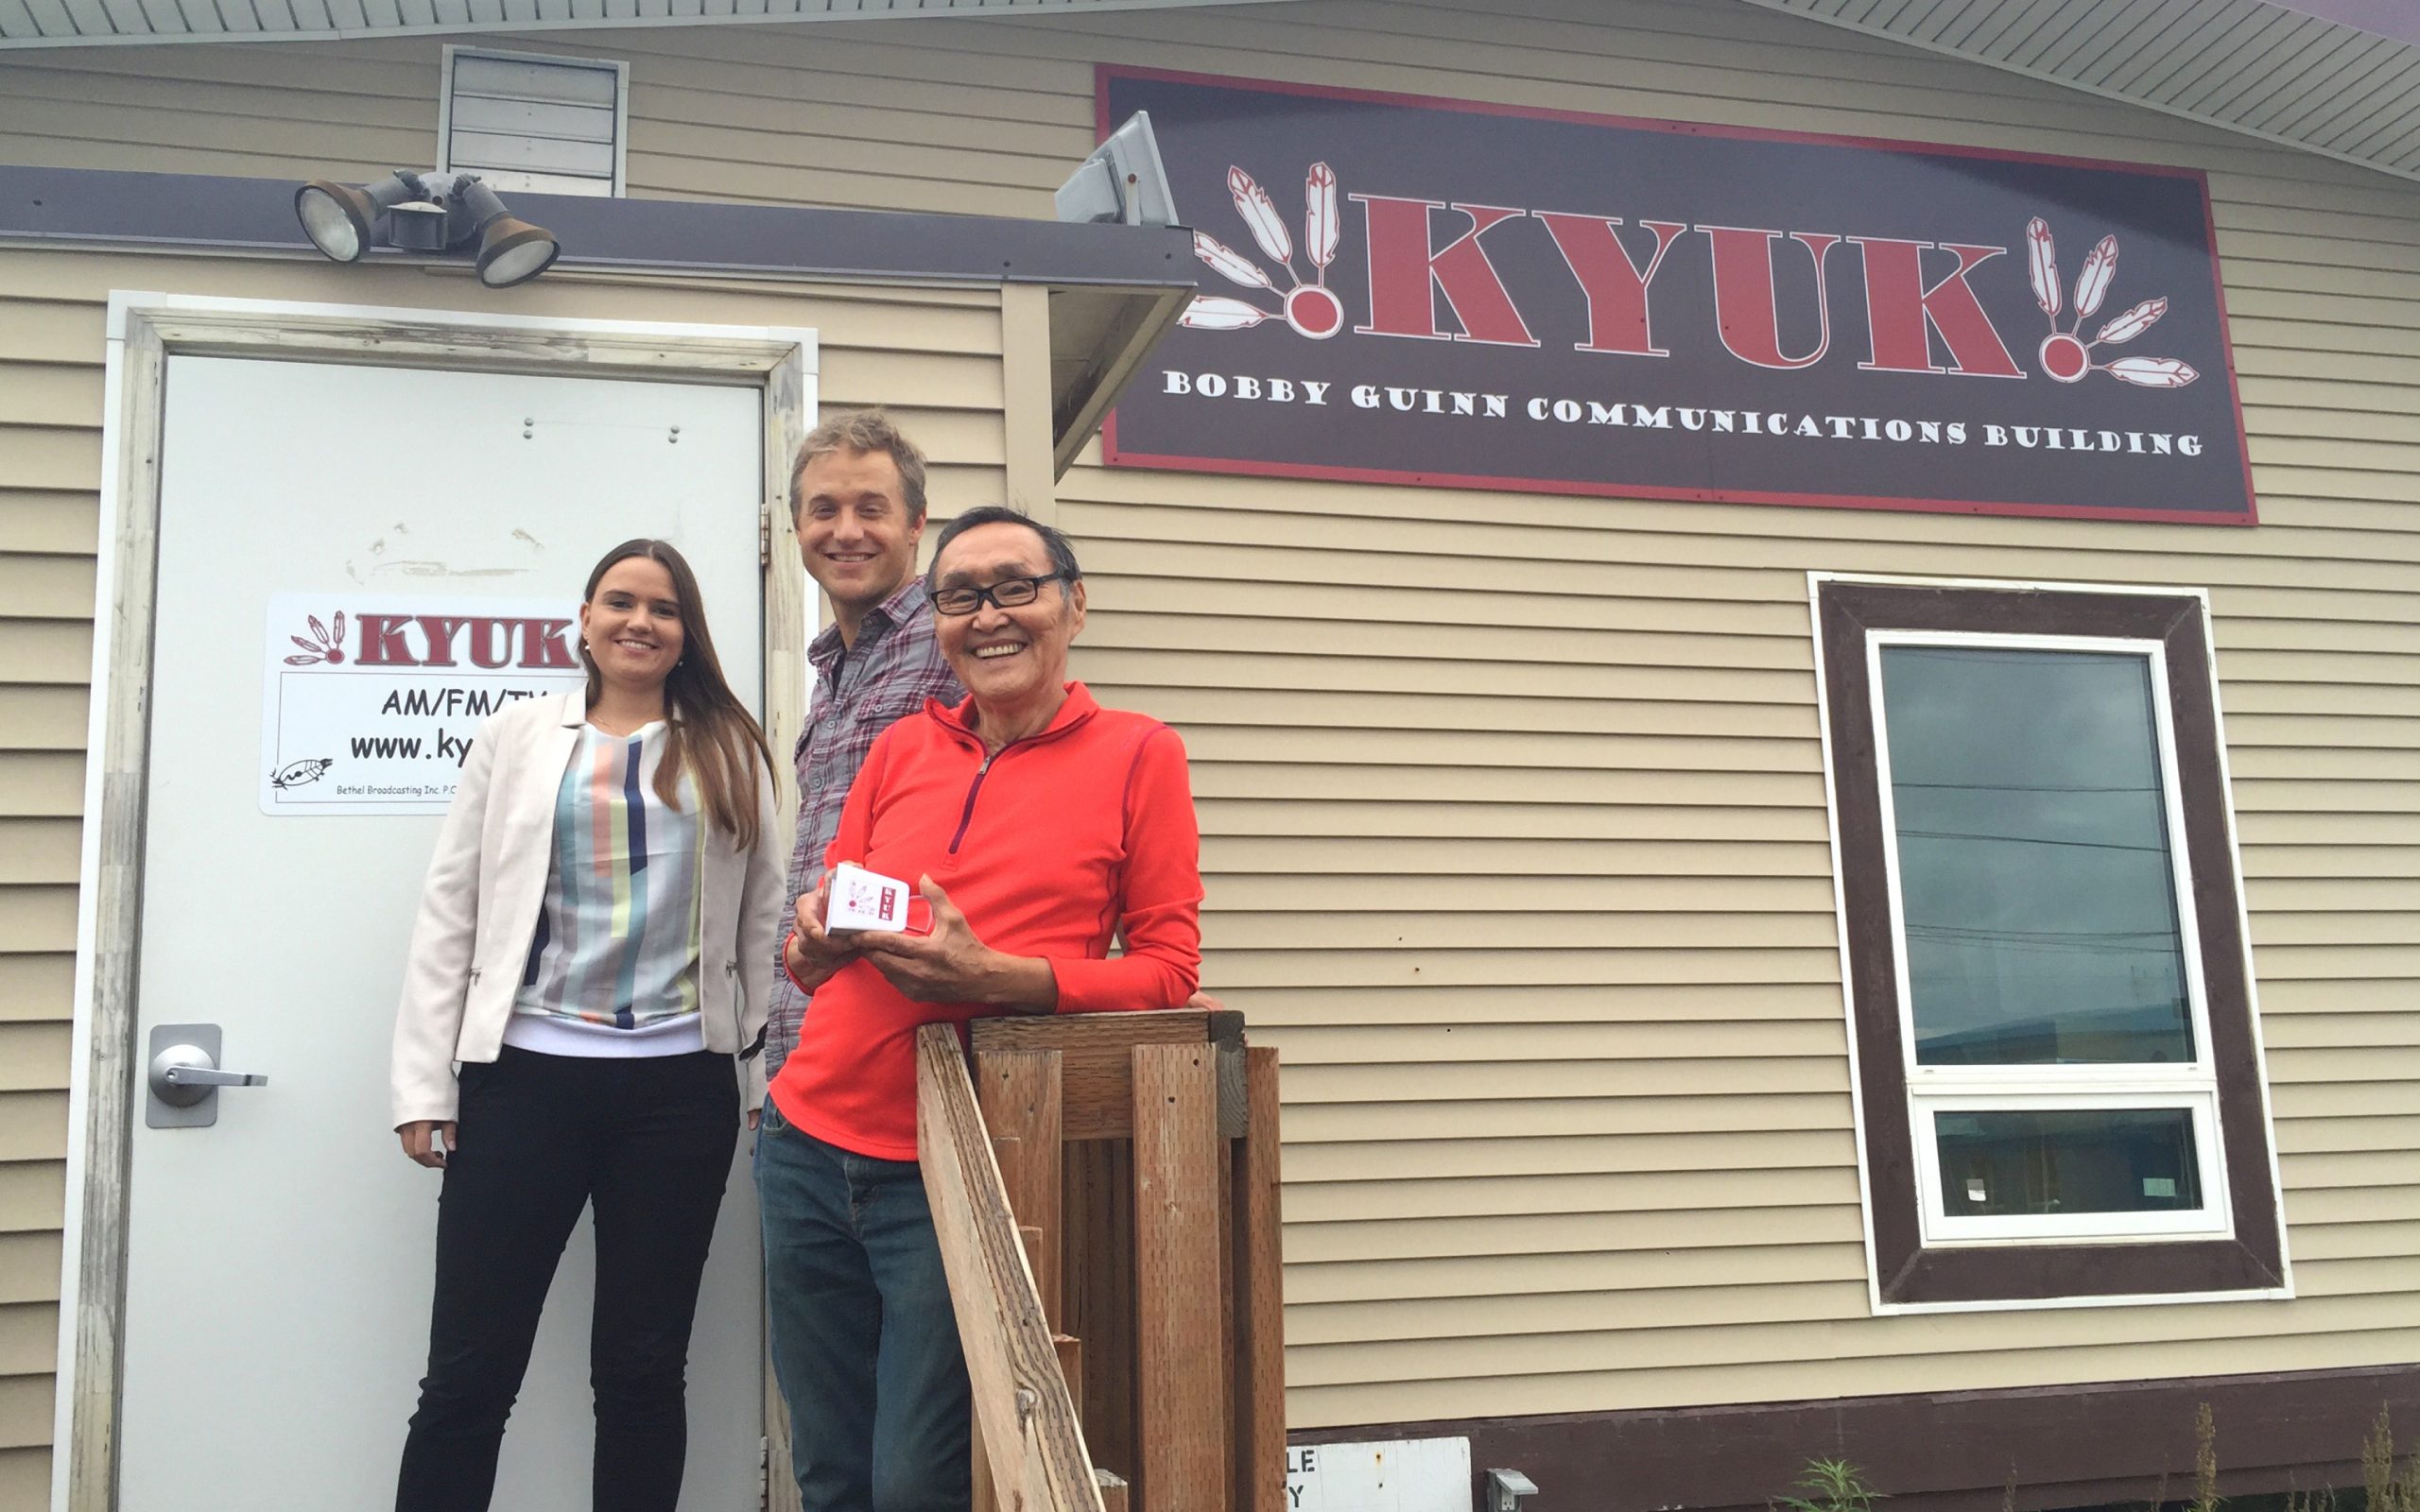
[1055,111,1178,229]
[457,177,561,288]
[292,169,561,286]
[293,172,424,263]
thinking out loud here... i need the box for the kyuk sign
[260,593,586,815]
[1101,69,2257,524]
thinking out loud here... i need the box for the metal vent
[441,47,628,199]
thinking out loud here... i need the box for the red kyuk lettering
[355,613,418,666]
[1851,238,2024,377]
[516,618,579,669]
[1703,227,1842,370]
[413,616,469,667]
[463,619,515,670]
[1351,196,1539,346]
[1535,215,1687,357]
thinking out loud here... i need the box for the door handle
[146,1027,269,1126]
[158,1057,270,1095]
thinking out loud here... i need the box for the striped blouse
[506,720,706,1057]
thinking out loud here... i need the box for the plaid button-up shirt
[764,576,963,1075]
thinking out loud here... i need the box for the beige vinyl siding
[1,0,2417,1450]
[0,246,1010,1495]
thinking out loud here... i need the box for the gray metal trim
[0,164,1199,290]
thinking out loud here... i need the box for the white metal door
[117,354,769,1511]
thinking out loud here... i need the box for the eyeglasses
[931,572,1070,617]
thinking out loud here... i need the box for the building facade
[3,1,2418,1507]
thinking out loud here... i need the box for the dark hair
[579,539,777,850]
[789,408,928,524]
[924,506,1083,594]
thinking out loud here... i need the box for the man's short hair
[925,506,1083,593]
[789,408,928,524]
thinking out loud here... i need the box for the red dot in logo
[2039,333,2090,383]
[324,647,345,664]
[1285,285,1344,341]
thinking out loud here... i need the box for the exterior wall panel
[0,244,1009,1496]
[0,0,2414,1481]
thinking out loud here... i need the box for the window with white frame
[1814,578,2286,1310]
[441,46,628,198]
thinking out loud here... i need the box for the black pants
[396,1045,739,1512]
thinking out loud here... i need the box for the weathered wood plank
[977,1048,1065,1329]
[1132,1042,1228,1512]
[1062,1139,1138,1497]
[1238,1047,1287,1512]
[915,1023,1099,1512]
[1055,1332,1084,1420]
[973,1011,1213,1141]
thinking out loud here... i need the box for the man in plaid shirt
[766,410,962,1077]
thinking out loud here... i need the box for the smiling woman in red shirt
[755,505,1201,1512]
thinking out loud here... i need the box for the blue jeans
[756,1101,972,1512]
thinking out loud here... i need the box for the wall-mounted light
[294,172,423,263]
[456,177,561,288]
[292,169,561,287]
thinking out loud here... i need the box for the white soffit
[0,0,1287,50]
[1739,0,2420,183]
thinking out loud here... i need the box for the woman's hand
[857,876,1057,1011]
[398,1120,458,1169]
[785,873,860,991]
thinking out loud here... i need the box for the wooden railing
[916,1010,1286,1512]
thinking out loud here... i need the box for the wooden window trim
[1814,578,2286,1308]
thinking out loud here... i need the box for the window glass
[1935,1108,2204,1217]
[1879,646,2193,1067]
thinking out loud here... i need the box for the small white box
[825,862,912,933]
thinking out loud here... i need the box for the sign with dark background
[1101,69,2257,524]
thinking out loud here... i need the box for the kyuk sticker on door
[261,593,587,816]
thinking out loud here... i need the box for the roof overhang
[0,0,1287,48]
[1739,0,2420,184]
[1,0,2411,183]
[0,163,1194,476]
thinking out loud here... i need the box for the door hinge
[759,507,772,568]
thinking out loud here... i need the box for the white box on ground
[825,862,912,932]
[1287,1437,1473,1512]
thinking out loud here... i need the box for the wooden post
[915,1024,1101,1512]
[1236,1047,1287,1512]
[975,1011,1217,1139]
[978,1049,1066,1328]
[1096,1469,1132,1512]
[1055,1332,1084,1412]
[1132,1043,1229,1512]
[1063,1139,1138,1495]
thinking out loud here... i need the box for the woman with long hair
[389,538,781,1512]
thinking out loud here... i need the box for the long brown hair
[579,539,775,850]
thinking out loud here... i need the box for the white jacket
[389,691,784,1127]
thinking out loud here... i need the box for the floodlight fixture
[294,171,424,263]
[456,176,562,289]
[1055,111,1178,229]
[291,169,561,287]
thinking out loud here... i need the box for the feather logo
[285,610,348,666]
[2026,216,2197,389]
[1181,160,1350,340]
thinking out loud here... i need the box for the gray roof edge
[0,164,1200,291]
